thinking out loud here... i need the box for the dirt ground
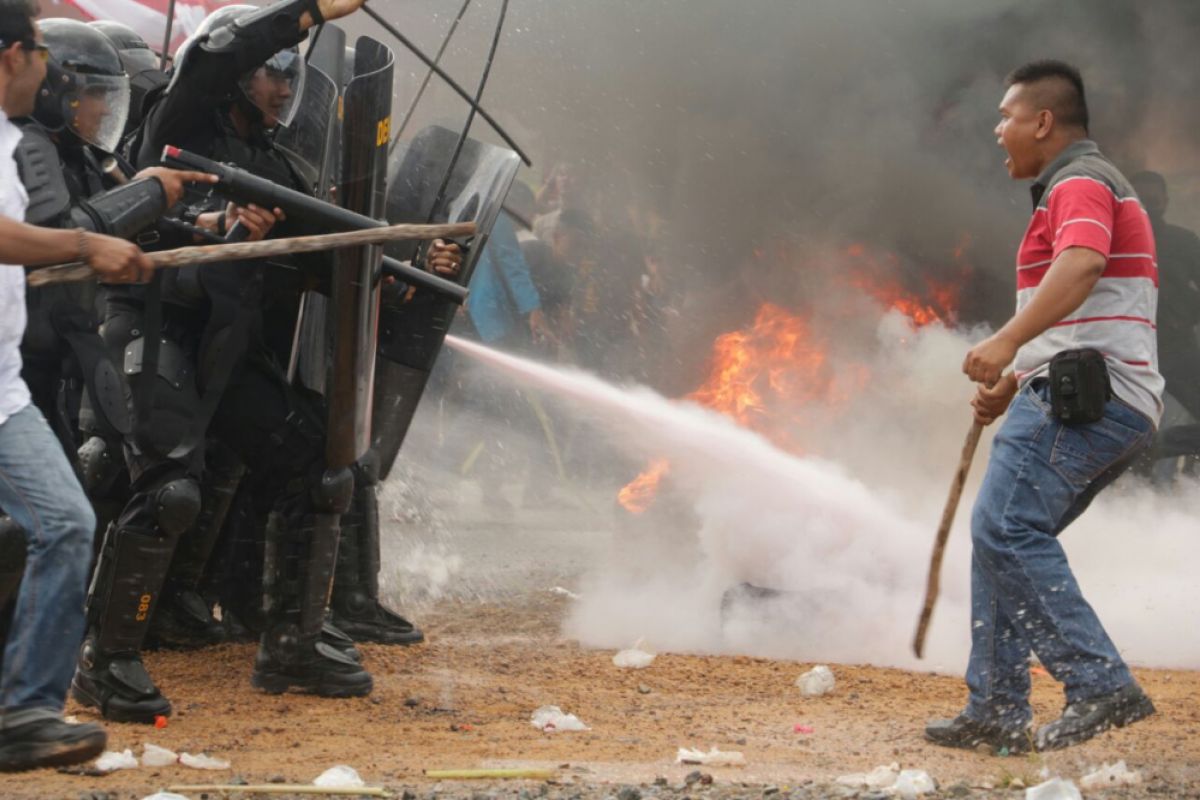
[5,588,1199,800]
[5,465,1199,800]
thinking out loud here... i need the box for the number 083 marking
[376,117,392,147]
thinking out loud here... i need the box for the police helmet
[34,19,130,154]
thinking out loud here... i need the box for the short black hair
[1006,59,1089,133]
[0,0,38,48]
[1130,170,1166,191]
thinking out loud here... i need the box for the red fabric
[48,0,238,53]
[1017,178,1157,291]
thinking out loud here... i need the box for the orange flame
[617,241,968,514]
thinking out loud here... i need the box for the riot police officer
[88,21,168,141]
[72,0,379,723]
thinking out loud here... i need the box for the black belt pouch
[1048,348,1112,425]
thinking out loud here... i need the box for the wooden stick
[26,222,476,287]
[167,784,389,797]
[425,768,558,780]
[912,419,984,659]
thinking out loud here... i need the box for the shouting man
[926,60,1162,753]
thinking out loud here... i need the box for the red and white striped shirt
[1014,139,1164,424]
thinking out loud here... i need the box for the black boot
[329,465,424,645]
[251,508,372,697]
[72,495,196,723]
[0,717,106,772]
[145,587,226,650]
[925,713,1033,754]
[148,446,245,650]
[71,639,171,723]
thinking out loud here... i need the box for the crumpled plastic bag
[612,647,655,669]
[530,705,590,732]
[314,764,366,788]
[795,664,835,696]
[95,749,138,772]
[180,752,231,770]
[837,763,900,790]
[141,743,178,767]
[893,769,937,798]
[1079,761,1141,790]
[1025,777,1083,800]
[676,747,747,767]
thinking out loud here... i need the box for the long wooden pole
[26,222,476,287]
[912,419,984,659]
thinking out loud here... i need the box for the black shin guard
[254,509,371,696]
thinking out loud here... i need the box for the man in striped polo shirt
[926,60,1162,753]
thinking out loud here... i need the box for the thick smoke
[357,1,1200,668]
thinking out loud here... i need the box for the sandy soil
[5,588,1199,800]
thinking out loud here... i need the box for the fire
[843,244,960,328]
[616,458,670,515]
[617,241,968,514]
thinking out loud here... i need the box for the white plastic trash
[180,752,231,770]
[676,747,747,767]
[140,793,192,800]
[95,749,138,772]
[141,742,178,767]
[836,763,899,790]
[1079,761,1141,790]
[613,648,655,669]
[795,665,835,696]
[893,769,936,798]
[530,705,590,732]
[1025,777,1083,800]
[314,764,366,788]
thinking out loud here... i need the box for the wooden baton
[26,221,476,287]
[912,418,984,659]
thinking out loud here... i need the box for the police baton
[26,222,475,288]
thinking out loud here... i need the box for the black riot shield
[282,24,346,395]
[373,126,521,479]
[326,35,394,471]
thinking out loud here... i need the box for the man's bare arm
[963,246,1106,385]
[0,217,152,283]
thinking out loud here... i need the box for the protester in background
[1130,171,1200,422]
[926,60,1161,754]
[0,0,151,768]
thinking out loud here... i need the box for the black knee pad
[152,478,202,536]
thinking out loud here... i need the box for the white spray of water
[445,320,1200,672]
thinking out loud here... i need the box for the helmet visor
[66,72,130,154]
[238,46,306,129]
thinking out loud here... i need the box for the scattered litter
[1025,777,1083,800]
[637,684,652,694]
[676,747,746,767]
[893,769,937,798]
[140,793,191,800]
[313,765,365,788]
[612,642,656,669]
[836,763,900,790]
[793,724,814,734]
[154,715,169,729]
[795,665,835,696]
[1079,761,1141,790]
[531,705,590,732]
[179,752,231,770]
[96,749,138,772]
[142,743,179,767]
[548,586,581,600]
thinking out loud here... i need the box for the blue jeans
[0,404,96,728]
[965,382,1152,729]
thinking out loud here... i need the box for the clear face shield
[237,45,306,129]
[65,71,130,154]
